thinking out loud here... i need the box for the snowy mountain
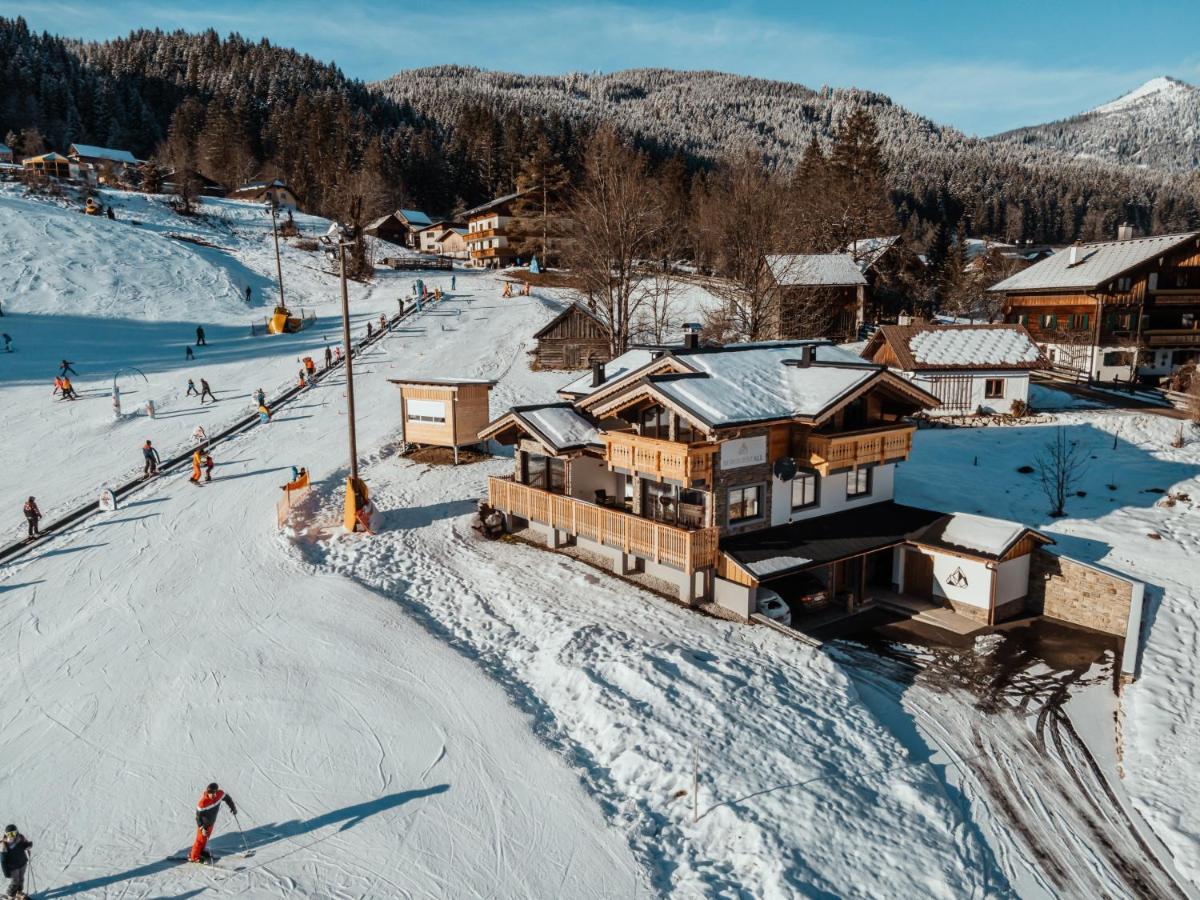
[992,76,1200,172]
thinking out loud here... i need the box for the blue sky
[10,0,1200,135]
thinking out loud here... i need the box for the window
[985,378,1005,399]
[1016,313,1029,327]
[791,471,819,509]
[846,467,872,499]
[548,457,567,494]
[1103,351,1133,367]
[524,453,566,494]
[1070,313,1089,331]
[640,404,670,439]
[1041,313,1058,330]
[1117,277,1132,292]
[727,485,762,523]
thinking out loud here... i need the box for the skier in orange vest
[188,783,238,863]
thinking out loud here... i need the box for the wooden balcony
[800,424,915,475]
[466,227,500,243]
[602,432,718,486]
[1143,328,1200,347]
[489,476,719,572]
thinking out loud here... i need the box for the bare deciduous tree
[1036,427,1089,517]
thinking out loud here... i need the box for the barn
[530,303,612,371]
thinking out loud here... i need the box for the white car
[756,587,792,628]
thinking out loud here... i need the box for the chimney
[591,360,606,387]
[683,332,699,350]
[1117,223,1136,241]
[1068,242,1081,266]
[799,344,816,367]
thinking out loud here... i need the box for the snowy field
[1,187,1200,896]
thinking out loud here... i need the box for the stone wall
[1027,549,1134,636]
[712,426,775,538]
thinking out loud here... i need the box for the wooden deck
[800,424,914,475]
[602,432,718,486]
[489,476,719,571]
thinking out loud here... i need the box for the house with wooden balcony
[478,335,1052,629]
[990,226,1200,382]
[461,190,533,269]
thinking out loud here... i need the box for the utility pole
[337,228,367,532]
[268,200,286,310]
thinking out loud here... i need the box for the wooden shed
[530,303,612,371]
[389,377,495,463]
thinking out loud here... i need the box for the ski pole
[234,813,251,856]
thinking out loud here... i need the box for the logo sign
[947,567,969,588]
[720,435,767,471]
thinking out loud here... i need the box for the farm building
[530,303,612,371]
[390,377,495,463]
[861,323,1046,415]
[364,213,409,246]
[765,253,868,341]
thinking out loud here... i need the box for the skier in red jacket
[188,782,238,862]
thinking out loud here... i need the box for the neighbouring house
[765,253,868,340]
[0,143,13,165]
[390,377,495,464]
[364,212,409,246]
[160,170,226,197]
[529,303,613,371]
[392,209,433,248]
[860,323,1046,415]
[843,235,928,319]
[989,225,1200,382]
[461,190,533,268]
[431,227,469,259]
[22,152,77,180]
[418,221,463,254]
[480,335,1052,628]
[227,179,299,209]
[67,144,139,183]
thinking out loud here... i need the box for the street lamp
[335,223,369,532]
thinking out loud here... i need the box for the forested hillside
[2,17,1198,246]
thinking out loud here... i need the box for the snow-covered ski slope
[2,188,1200,896]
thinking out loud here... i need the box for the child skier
[203,451,215,483]
[22,497,40,539]
[52,375,63,397]
[257,403,271,424]
[1,825,32,899]
[324,346,333,369]
[254,388,265,407]
[188,783,237,863]
[186,379,199,397]
[142,440,160,477]
[189,449,203,485]
[61,376,78,400]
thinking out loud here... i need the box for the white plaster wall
[996,554,1031,604]
[915,372,1030,416]
[928,552,993,609]
[570,457,621,501]
[771,464,896,526]
[714,578,753,619]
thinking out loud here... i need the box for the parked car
[756,587,792,628]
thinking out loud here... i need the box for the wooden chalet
[765,253,868,340]
[364,213,409,246]
[530,303,613,371]
[67,144,139,183]
[480,336,1052,625]
[990,226,1200,382]
[418,220,464,254]
[461,190,533,269]
[227,179,299,209]
[861,323,1046,415]
[22,152,75,179]
[390,377,495,464]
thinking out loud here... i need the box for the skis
[168,854,220,866]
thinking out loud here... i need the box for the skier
[257,403,271,424]
[22,497,40,539]
[186,379,199,397]
[59,359,77,376]
[378,313,387,333]
[188,783,237,863]
[366,321,373,340]
[2,334,11,352]
[189,449,202,485]
[303,356,316,378]
[334,346,343,364]
[186,345,194,361]
[254,388,266,408]
[199,379,216,404]
[298,370,307,390]
[203,451,215,483]
[245,286,252,304]
[451,274,456,291]
[142,440,160,477]
[195,326,207,346]
[61,376,78,400]
[1,825,32,899]
[52,376,63,397]
[324,346,332,369]
[106,205,115,220]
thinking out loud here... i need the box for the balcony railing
[800,424,914,475]
[489,476,719,572]
[602,432,718,486]
[1143,328,1200,347]
[466,227,500,242]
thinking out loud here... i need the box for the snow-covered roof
[864,324,1046,372]
[559,348,656,398]
[479,403,601,452]
[459,190,533,219]
[766,253,867,287]
[0,143,11,155]
[390,377,495,386]
[989,232,1200,292]
[366,213,398,231]
[397,209,433,227]
[912,513,1050,560]
[842,236,898,272]
[68,144,137,164]
[24,152,69,163]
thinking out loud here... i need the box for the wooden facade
[391,378,495,458]
[530,304,613,370]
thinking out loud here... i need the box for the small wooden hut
[530,303,612,371]
[389,377,495,463]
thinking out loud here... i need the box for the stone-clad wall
[1027,549,1134,636]
[712,426,776,538]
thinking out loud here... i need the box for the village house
[364,212,408,246]
[227,179,299,209]
[480,337,1050,627]
[160,169,226,197]
[431,226,469,259]
[66,144,139,183]
[989,226,1200,382]
[765,253,868,340]
[417,220,463,254]
[0,143,13,165]
[861,323,1046,415]
[461,190,533,268]
[529,302,613,371]
[388,209,434,248]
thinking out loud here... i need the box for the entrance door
[903,550,933,598]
